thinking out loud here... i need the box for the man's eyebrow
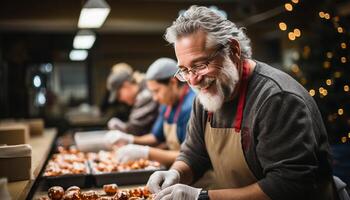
[177,55,209,69]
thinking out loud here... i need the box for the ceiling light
[33,75,41,88]
[78,0,110,28]
[73,30,96,49]
[69,50,88,61]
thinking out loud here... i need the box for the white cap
[146,58,178,80]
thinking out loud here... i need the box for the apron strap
[233,60,250,132]
[164,85,189,123]
[205,60,250,132]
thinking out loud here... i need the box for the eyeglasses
[174,45,225,82]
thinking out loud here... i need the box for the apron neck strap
[164,85,189,123]
[233,60,250,132]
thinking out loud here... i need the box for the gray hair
[165,5,252,59]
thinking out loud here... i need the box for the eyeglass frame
[174,45,226,82]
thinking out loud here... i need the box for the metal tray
[90,161,165,186]
[42,161,92,189]
[42,172,92,189]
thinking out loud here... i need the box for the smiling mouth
[200,80,215,92]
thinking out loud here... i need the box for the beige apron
[196,60,257,189]
[163,86,189,151]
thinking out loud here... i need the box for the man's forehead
[174,31,211,67]
[175,31,208,52]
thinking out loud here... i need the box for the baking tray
[42,172,92,189]
[41,162,92,189]
[90,162,165,186]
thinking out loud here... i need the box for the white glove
[116,144,149,163]
[103,130,134,148]
[147,169,180,194]
[107,117,127,130]
[155,184,201,200]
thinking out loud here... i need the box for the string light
[324,13,330,20]
[320,89,328,96]
[341,136,347,143]
[334,71,342,78]
[279,22,287,31]
[326,52,333,59]
[319,87,325,93]
[341,57,347,63]
[324,89,328,96]
[291,64,300,73]
[341,43,347,49]
[309,89,316,96]
[285,4,349,144]
[285,3,293,11]
[288,32,296,40]
[319,11,325,18]
[337,27,344,33]
[294,28,301,37]
[300,78,307,85]
[323,61,331,69]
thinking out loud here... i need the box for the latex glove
[155,184,201,200]
[107,117,127,130]
[103,130,134,148]
[116,144,149,163]
[147,169,180,194]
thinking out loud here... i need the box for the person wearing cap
[106,63,159,136]
[105,58,196,167]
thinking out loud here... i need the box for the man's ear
[229,38,241,62]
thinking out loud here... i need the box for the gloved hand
[107,117,127,130]
[103,130,134,148]
[116,144,149,163]
[155,184,201,200]
[147,169,180,194]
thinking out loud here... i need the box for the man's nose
[188,72,203,86]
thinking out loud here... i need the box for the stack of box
[0,118,43,182]
[0,144,32,182]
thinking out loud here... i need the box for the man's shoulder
[254,61,306,94]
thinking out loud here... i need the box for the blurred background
[0,0,349,182]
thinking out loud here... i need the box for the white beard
[196,56,240,112]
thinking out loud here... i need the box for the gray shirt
[178,61,334,200]
[125,82,159,135]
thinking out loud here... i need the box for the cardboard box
[0,118,44,136]
[0,144,32,182]
[0,157,31,182]
[0,124,29,145]
[19,119,44,136]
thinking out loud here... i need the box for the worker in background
[106,62,159,136]
[104,58,196,167]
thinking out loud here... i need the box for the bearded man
[146,5,338,200]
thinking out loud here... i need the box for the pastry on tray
[37,185,154,200]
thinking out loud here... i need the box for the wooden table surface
[7,128,57,200]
